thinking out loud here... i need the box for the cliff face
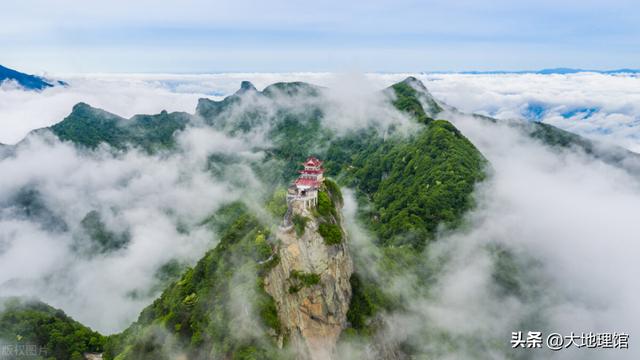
[264,196,353,360]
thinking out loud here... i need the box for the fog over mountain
[2,72,639,151]
[0,74,638,359]
[2,0,638,358]
[429,110,640,359]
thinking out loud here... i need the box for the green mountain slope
[103,203,284,360]
[97,78,488,359]
[0,77,564,359]
[0,298,105,360]
[49,103,190,151]
[330,120,486,249]
[388,76,442,123]
[105,180,348,360]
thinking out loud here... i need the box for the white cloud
[0,72,372,144]
[416,72,640,152]
[0,130,250,333]
[4,72,638,152]
[0,75,203,145]
[0,73,412,335]
[336,84,640,358]
[396,111,640,359]
[1,72,639,360]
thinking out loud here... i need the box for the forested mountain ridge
[0,298,105,359]
[12,74,621,163]
[47,103,191,151]
[0,77,492,359]
[0,76,622,359]
[101,77,487,359]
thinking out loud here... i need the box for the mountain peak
[72,102,92,111]
[66,102,125,124]
[262,81,321,98]
[400,76,428,92]
[389,77,443,120]
[236,80,257,94]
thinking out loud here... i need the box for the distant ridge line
[423,68,640,75]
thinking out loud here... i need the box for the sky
[1,0,639,73]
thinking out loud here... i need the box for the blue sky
[1,0,639,73]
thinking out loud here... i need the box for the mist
[420,72,640,152]
[1,73,638,360]
[442,111,640,357]
[338,110,640,359]
[0,127,254,333]
[4,72,638,149]
[0,72,401,145]
[0,73,412,335]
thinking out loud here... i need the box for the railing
[287,193,317,202]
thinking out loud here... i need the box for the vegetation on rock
[318,223,343,245]
[291,214,308,237]
[287,270,321,294]
[103,203,284,360]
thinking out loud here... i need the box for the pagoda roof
[295,178,320,188]
[303,157,323,167]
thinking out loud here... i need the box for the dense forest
[0,299,105,359]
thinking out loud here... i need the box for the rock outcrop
[264,193,353,360]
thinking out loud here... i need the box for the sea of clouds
[1,73,639,359]
[420,110,640,359]
[424,72,640,152]
[339,107,640,359]
[0,129,248,332]
[0,74,414,335]
[2,72,639,151]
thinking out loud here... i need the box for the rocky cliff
[264,186,353,360]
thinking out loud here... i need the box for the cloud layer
[338,110,640,359]
[3,72,639,153]
[0,73,413,335]
[0,128,250,333]
[420,72,640,152]
[431,111,640,359]
[1,74,639,360]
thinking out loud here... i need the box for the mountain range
[0,64,66,90]
[0,77,636,359]
[439,67,640,75]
